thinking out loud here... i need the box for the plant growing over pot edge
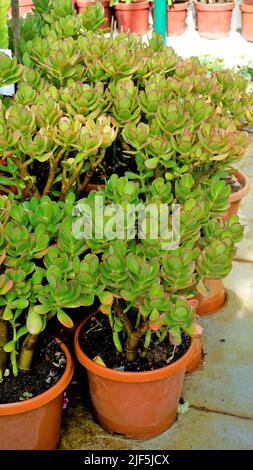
[73,173,243,437]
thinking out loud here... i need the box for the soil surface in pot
[79,313,191,372]
[226,174,243,193]
[0,337,66,404]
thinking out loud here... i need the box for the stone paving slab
[183,261,253,418]
[60,400,253,450]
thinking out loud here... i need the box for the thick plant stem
[42,148,65,196]
[77,150,106,196]
[14,160,40,197]
[60,161,84,201]
[114,300,133,337]
[125,321,149,362]
[18,333,39,372]
[11,0,20,61]
[0,318,8,376]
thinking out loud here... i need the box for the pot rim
[167,2,190,11]
[0,338,74,416]
[74,313,199,383]
[229,170,250,204]
[194,1,234,10]
[240,3,253,11]
[115,1,150,10]
[76,0,109,5]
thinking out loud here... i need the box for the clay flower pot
[222,170,250,222]
[167,2,189,36]
[194,2,234,39]
[76,0,112,29]
[18,0,34,17]
[75,315,199,439]
[115,0,150,35]
[240,4,253,42]
[197,279,227,317]
[0,339,73,450]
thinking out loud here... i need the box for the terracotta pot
[243,0,253,5]
[0,339,73,450]
[197,279,227,317]
[194,2,234,39]
[115,1,150,35]
[76,0,112,29]
[185,337,204,375]
[222,170,250,222]
[75,314,199,438]
[241,4,253,42]
[18,0,34,17]
[167,2,189,36]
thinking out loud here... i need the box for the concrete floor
[60,137,253,451]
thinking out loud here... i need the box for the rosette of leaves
[102,36,140,82]
[109,79,141,127]
[27,37,85,87]
[79,3,107,31]
[0,53,22,89]
[60,81,107,120]
[156,100,190,135]
[139,74,172,119]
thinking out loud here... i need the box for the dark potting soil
[79,313,191,372]
[0,336,66,405]
[227,174,243,193]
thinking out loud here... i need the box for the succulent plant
[0,193,106,378]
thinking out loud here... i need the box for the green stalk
[141,329,151,358]
[10,348,18,377]
[0,317,8,379]
[0,0,10,49]
[18,333,39,372]
[112,331,123,353]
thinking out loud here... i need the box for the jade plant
[0,193,100,379]
[1,6,252,203]
[0,87,117,199]
[72,174,243,362]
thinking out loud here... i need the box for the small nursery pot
[240,4,253,42]
[194,2,234,39]
[115,1,150,35]
[76,0,112,29]
[75,315,199,439]
[222,170,250,222]
[167,2,190,36]
[0,339,73,450]
[197,279,227,317]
